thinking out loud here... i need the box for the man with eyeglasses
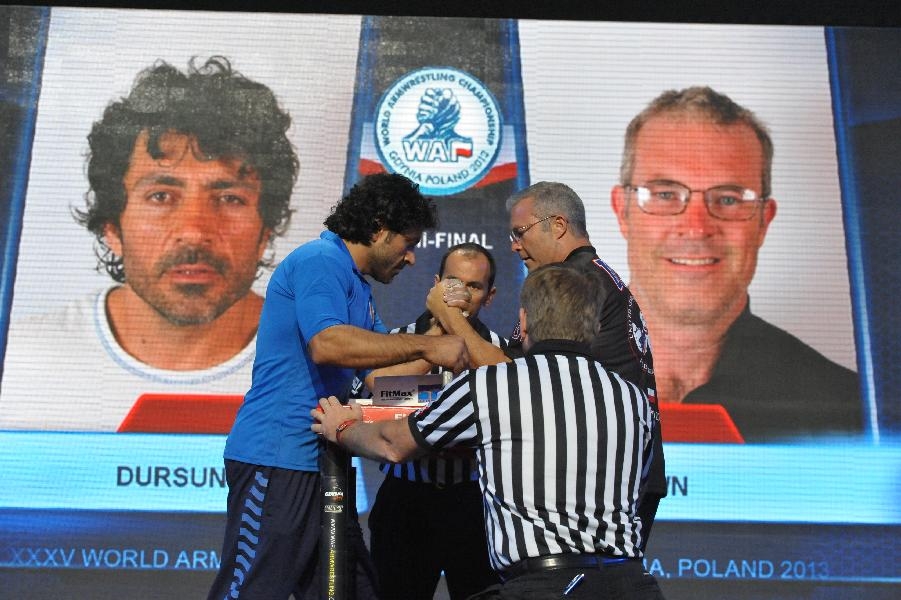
[429,181,655,384]
[610,86,862,441]
[504,183,656,389]
[426,180,665,551]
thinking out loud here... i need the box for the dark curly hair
[324,173,437,243]
[74,56,299,282]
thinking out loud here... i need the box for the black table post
[320,439,353,600]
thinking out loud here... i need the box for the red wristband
[335,418,360,444]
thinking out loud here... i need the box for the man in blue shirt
[208,173,468,600]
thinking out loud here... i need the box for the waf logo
[375,67,502,196]
[405,88,474,160]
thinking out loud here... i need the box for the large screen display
[0,6,898,599]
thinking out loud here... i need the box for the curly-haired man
[209,172,469,599]
[0,56,299,431]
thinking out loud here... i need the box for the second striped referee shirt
[381,311,508,484]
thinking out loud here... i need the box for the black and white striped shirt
[375,312,507,485]
[409,339,655,570]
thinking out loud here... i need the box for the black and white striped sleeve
[408,372,479,451]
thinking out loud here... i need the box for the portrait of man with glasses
[610,86,862,442]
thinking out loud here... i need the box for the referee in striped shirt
[315,265,665,599]
[358,243,508,599]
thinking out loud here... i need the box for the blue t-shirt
[224,231,386,471]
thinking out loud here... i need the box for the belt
[385,474,476,490]
[501,553,633,581]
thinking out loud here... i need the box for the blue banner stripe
[0,432,896,523]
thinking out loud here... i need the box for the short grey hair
[620,86,773,199]
[506,181,588,238]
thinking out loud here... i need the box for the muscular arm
[309,324,467,373]
[426,284,509,367]
[362,320,444,391]
[311,396,426,463]
[363,359,434,391]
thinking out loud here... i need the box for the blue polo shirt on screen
[224,230,385,471]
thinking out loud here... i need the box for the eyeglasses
[626,182,765,221]
[509,214,558,242]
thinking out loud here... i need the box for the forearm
[364,359,434,391]
[334,419,424,464]
[310,325,438,368]
[313,397,425,463]
[426,284,508,367]
[437,308,509,367]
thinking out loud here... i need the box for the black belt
[501,553,633,581]
[384,474,476,490]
